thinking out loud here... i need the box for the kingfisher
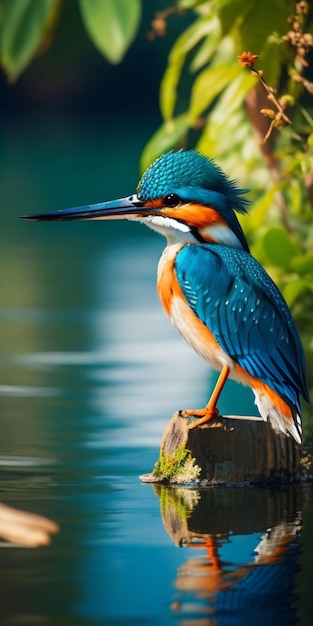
[22,150,309,443]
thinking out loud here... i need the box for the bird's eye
[164,193,180,208]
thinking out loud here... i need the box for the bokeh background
[1,1,313,625]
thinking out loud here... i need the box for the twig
[238,52,291,142]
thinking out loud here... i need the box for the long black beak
[20,194,147,221]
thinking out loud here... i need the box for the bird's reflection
[153,484,305,625]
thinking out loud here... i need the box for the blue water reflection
[152,484,304,626]
[1,120,313,625]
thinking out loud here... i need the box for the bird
[22,149,309,443]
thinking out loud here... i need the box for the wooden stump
[141,413,310,485]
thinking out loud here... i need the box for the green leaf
[307,133,313,146]
[176,0,212,9]
[236,0,292,55]
[218,0,292,87]
[283,278,313,308]
[160,13,219,120]
[196,74,257,180]
[140,114,190,172]
[262,227,301,268]
[189,61,241,122]
[79,0,141,65]
[0,0,59,81]
[217,0,255,36]
[289,253,313,275]
[257,36,289,88]
[197,107,254,183]
[247,183,284,230]
[218,0,292,53]
[213,70,256,118]
[189,23,221,73]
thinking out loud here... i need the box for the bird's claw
[179,406,219,429]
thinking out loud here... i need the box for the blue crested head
[137,150,249,215]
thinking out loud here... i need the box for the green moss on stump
[153,444,201,483]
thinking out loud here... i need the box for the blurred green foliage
[0,0,142,79]
[0,0,312,432]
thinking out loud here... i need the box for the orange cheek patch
[141,200,226,231]
[164,203,226,230]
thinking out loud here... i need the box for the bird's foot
[179,405,219,429]
[179,365,229,429]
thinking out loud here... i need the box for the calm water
[1,117,313,625]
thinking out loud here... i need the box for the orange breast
[157,243,182,316]
[157,244,232,370]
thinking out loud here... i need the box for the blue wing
[175,244,309,408]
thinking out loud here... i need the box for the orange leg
[205,537,222,571]
[181,365,230,429]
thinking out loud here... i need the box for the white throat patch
[132,214,197,244]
